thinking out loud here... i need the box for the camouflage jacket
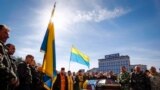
[118,71,130,85]
[150,73,160,90]
[0,41,17,86]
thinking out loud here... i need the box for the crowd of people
[52,66,160,90]
[0,24,160,90]
[0,24,46,90]
[118,66,160,90]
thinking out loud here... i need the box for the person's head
[121,66,127,73]
[68,71,72,76]
[145,70,150,76]
[150,66,157,75]
[78,70,82,75]
[6,43,15,55]
[73,72,76,76]
[0,24,9,43]
[30,59,36,67]
[109,71,113,75]
[135,66,141,73]
[61,67,65,75]
[37,66,42,72]
[25,54,34,64]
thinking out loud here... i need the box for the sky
[0,0,160,72]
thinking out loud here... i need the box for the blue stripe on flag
[43,75,52,89]
[71,53,90,67]
[52,40,56,76]
[40,30,49,52]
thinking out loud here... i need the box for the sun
[51,10,69,30]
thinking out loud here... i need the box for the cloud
[47,0,130,30]
[74,7,130,22]
[54,7,130,30]
[22,0,130,43]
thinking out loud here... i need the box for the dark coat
[52,73,68,90]
[17,62,32,90]
[131,71,146,90]
[30,66,46,90]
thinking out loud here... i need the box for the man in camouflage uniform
[6,43,19,89]
[0,24,18,90]
[17,55,33,90]
[131,66,146,90]
[118,66,130,90]
[6,44,17,73]
[149,66,160,90]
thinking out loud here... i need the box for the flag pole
[69,45,73,70]
[51,2,56,90]
[68,59,71,70]
[41,1,56,74]
[50,2,56,21]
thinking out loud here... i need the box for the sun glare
[38,7,73,38]
[53,11,68,30]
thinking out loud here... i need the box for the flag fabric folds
[40,3,56,90]
[70,46,90,68]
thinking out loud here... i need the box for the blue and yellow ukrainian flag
[40,3,56,90]
[70,46,90,68]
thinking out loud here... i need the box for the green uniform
[150,73,160,90]
[118,72,130,90]
[0,41,17,90]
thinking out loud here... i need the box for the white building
[98,53,130,74]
